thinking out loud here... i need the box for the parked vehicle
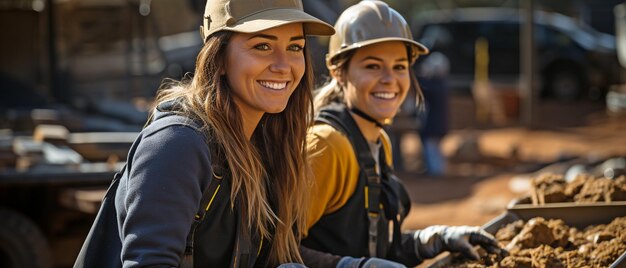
[0,126,133,268]
[413,7,621,100]
[0,1,202,266]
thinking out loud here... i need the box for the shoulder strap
[316,104,378,178]
[379,152,412,259]
[315,104,384,257]
[231,200,254,268]
[180,172,223,267]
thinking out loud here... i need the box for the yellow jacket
[304,123,393,235]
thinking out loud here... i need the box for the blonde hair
[152,31,313,264]
[313,45,423,113]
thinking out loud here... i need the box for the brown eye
[365,64,380,70]
[394,64,407,70]
[288,44,304,52]
[254,44,271,51]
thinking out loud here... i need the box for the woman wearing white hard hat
[300,1,503,267]
[74,0,334,267]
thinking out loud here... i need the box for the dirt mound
[449,217,626,267]
[516,174,626,205]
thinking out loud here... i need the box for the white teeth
[259,81,287,90]
[372,92,396,99]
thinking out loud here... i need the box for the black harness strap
[317,104,412,259]
[316,104,384,257]
[181,173,223,268]
[379,154,412,259]
[231,199,253,268]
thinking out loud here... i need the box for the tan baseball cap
[200,0,335,42]
[327,0,428,65]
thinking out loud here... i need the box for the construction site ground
[395,95,626,266]
[49,95,626,267]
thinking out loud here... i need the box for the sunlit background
[1,0,626,267]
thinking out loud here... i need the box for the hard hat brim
[217,8,335,37]
[328,37,430,65]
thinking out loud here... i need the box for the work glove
[336,256,406,268]
[413,225,503,260]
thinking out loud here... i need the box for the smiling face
[225,23,306,121]
[341,41,411,122]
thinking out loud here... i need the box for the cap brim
[224,8,335,36]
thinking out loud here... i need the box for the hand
[413,225,503,260]
[336,256,406,268]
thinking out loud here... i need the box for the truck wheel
[0,208,52,268]
[547,68,584,101]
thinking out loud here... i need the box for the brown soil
[403,97,626,268]
[449,216,626,267]
[517,174,626,205]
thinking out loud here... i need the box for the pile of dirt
[449,216,626,267]
[516,174,626,205]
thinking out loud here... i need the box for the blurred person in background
[299,1,503,267]
[302,0,342,86]
[416,52,451,176]
[75,0,334,267]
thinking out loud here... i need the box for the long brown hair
[152,31,313,264]
[313,45,423,113]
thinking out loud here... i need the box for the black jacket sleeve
[116,125,212,267]
[300,245,342,268]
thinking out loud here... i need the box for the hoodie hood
[153,100,184,121]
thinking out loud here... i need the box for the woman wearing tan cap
[300,1,503,267]
[74,0,333,267]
